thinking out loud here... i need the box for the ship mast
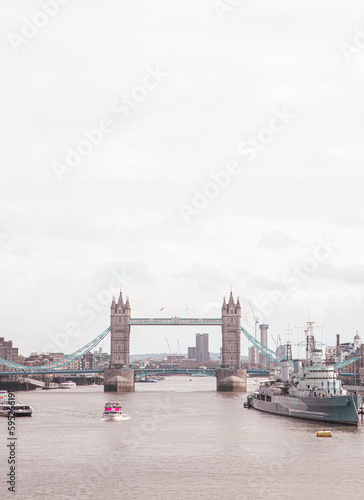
[305,321,316,360]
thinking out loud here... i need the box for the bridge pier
[104,367,135,392]
[216,368,247,392]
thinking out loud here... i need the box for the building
[187,347,196,360]
[326,333,362,366]
[259,324,269,368]
[248,346,259,369]
[325,345,336,364]
[166,355,185,365]
[196,333,209,363]
[94,348,111,370]
[0,337,19,373]
[80,351,96,370]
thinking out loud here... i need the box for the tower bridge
[0,290,282,392]
[105,290,246,392]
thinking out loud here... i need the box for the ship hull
[252,393,361,426]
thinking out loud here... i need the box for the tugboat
[246,322,362,426]
[103,402,123,420]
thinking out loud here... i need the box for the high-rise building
[195,333,209,363]
[259,324,269,368]
[248,346,259,368]
[187,347,196,360]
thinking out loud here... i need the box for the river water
[1,377,363,500]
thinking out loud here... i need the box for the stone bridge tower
[104,291,134,392]
[217,291,246,391]
[110,291,131,368]
[221,291,241,368]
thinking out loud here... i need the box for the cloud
[317,263,364,284]
[94,261,155,288]
[256,230,296,251]
[174,264,230,293]
[335,213,364,228]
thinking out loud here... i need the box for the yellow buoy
[317,430,332,437]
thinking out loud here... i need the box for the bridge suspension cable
[333,356,359,370]
[0,326,111,373]
[34,326,111,370]
[241,326,287,363]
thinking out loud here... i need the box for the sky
[1,1,364,359]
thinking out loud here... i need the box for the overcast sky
[1,1,364,358]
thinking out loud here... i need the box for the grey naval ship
[245,323,362,426]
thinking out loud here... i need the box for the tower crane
[249,302,259,339]
[177,339,181,366]
[165,337,174,366]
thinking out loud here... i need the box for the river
[1,377,363,500]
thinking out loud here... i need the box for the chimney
[336,334,340,355]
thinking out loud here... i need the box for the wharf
[0,381,36,392]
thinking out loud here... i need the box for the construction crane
[249,302,259,339]
[270,334,278,349]
[177,339,182,366]
[165,337,174,366]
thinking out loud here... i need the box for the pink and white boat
[103,401,122,420]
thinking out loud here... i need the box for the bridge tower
[221,291,241,368]
[217,291,246,391]
[104,291,134,392]
[110,291,131,367]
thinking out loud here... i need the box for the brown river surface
[1,377,364,500]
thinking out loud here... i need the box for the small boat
[103,402,122,420]
[0,403,33,417]
[59,382,77,389]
